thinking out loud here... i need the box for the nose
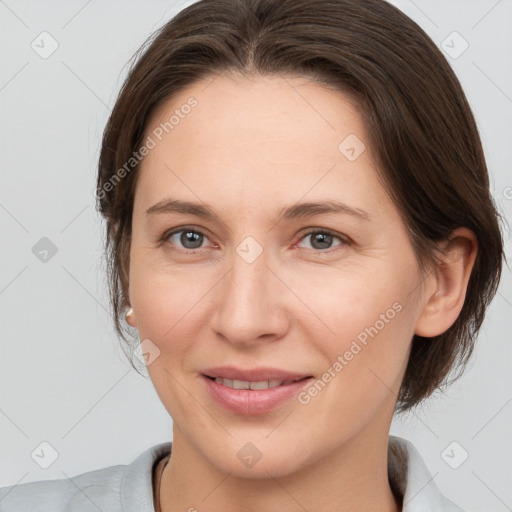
[209,242,290,347]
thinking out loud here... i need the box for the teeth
[233,379,250,390]
[214,378,287,389]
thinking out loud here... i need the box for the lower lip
[201,375,313,415]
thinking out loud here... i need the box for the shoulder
[389,436,465,512]
[0,465,124,511]
[0,442,172,512]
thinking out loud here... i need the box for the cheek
[128,262,208,415]
[128,256,215,356]
[300,260,417,390]
[296,289,414,440]
[290,260,410,341]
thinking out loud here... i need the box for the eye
[295,229,347,252]
[164,227,211,251]
[161,226,348,253]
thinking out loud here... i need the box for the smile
[201,373,313,415]
[212,377,305,390]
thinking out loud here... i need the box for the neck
[159,425,402,512]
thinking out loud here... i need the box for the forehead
[147,73,365,153]
[135,73,390,218]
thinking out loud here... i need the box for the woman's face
[127,73,432,477]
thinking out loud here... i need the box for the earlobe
[414,227,478,338]
[125,306,137,327]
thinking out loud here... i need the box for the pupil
[312,233,331,249]
[182,231,202,249]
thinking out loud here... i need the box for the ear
[122,278,137,328]
[119,241,136,327]
[414,227,478,337]
[123,276,137,328]
[125,305,137,328]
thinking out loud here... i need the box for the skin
[124,73,477,512]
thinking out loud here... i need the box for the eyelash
[159,225,349,254]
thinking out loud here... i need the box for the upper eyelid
[293,229,349,250]
[298,229,347,243]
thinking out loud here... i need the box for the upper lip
[202,366,312,382]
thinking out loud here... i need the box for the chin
[216,453,303,480]
[197,435,318,480]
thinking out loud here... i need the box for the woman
[0,0,504,510]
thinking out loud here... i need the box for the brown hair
[96,0,505,412]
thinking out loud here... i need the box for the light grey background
[0,1,511,510]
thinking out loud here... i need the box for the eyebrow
[145,197,371,223]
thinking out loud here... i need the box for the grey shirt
[0,435,464,511]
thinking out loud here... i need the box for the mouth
[203,375,311,390]
[200,366,314,415]
[202,365,311,378]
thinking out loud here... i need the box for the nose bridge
[212,235,287,344]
